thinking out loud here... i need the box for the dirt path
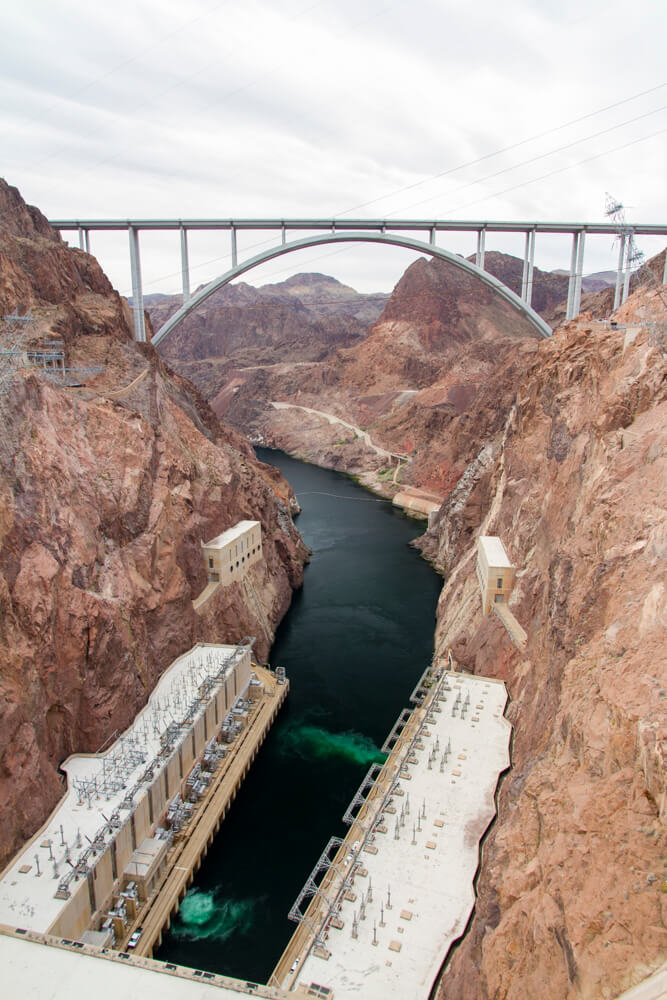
[270,401,408,465]
[102,367,149,398]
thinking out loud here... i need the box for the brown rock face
[419,292,667,998]
[149,272,385,371]
[465,251,573,326]
[211,256,542,495]
[0,179,308,868]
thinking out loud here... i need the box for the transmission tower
[0,311,33,396]
[605,193,646,309]
[605,193,667,354]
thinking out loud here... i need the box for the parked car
[127,927,143,949]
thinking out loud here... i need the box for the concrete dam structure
[0,640,288,957]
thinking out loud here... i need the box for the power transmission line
[383,106,666,219]
[440,125,667,218]
[333,82,667,218]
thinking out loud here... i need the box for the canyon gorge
[0,177,665,999]
[153,235,666,998]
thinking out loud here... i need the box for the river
[157,449,442,983]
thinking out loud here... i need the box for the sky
[2,0,667,298]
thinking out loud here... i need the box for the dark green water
[157,449,442,982]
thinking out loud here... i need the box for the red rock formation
[419,291,667,998]
[0,179,308,868]
[149,273,384,375]
[215,256,542,494]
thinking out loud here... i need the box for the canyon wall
[151,232,665,996]
[420,293,666,998]
[0,180,308,868]
[214,256,544,494]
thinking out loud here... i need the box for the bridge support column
[521,230,535,306]
[613,234,627,311]
[77,228,90,253]
[566,231,581,321]
[476,229,486,270]
[128,226,146,343]
[572,230,586,318]
[430,227,436,247]
[663,249,667,285]
[180,226,190,303]
[622,235,633,304]
[231,226,238,268]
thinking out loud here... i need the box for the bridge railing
[48,217,667,343]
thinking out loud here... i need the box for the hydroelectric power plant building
[476,535,516,614]
[0,640,274,948]
[202,520,262,583]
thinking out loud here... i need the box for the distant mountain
[145,273,388,366]
[552,268,616,292]
[259,272,388,324]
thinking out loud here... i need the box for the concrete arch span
[151,231,553,347]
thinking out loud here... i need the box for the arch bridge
[49,217,667,345]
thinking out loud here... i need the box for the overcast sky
[2,0,666,296]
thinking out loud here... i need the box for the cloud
[2,0,666,293]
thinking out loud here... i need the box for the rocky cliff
[153,253,616,495]
[149,272,386,394]
[466,252,615,328]
[0,179,308,868]
[216,255,543,494]
[419,288,667,998]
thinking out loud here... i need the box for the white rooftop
[203,521,259,549]
[291,672,511,1000]
[478,535,514,568]
[0,643,246,934]
[0,930,286,1000]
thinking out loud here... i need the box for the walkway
[0,926,289,1000]
[101,367,149,398]
[192,579,220,613]
[493,603,528,651]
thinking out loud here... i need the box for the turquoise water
[157,449,442,982]
[174,889,260,943]
[278,723,386,766]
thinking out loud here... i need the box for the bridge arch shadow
[151,231,552,346]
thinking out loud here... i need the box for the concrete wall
[166,755,180,800]
[133,793,151,848]
[194,716,207,757]
[91,849,114,916]
[115,819,135,877]
[48,878,91,940]
[237,651,252,698]
[206,700,217,737]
